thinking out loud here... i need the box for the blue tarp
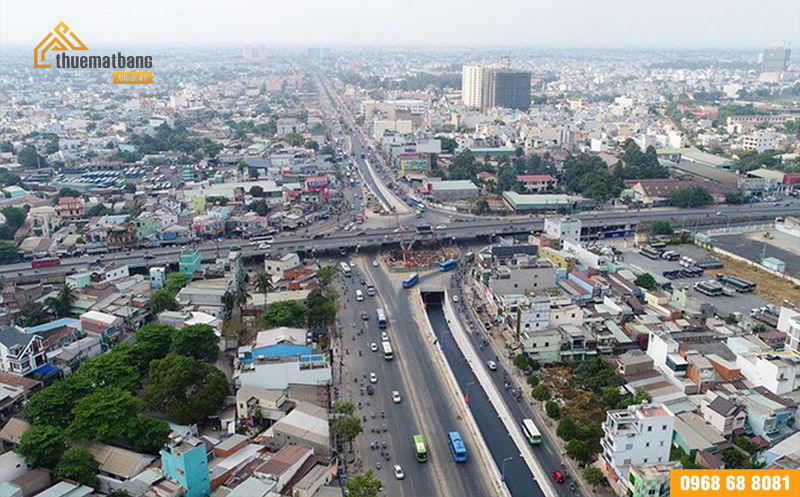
[31,364,59,376]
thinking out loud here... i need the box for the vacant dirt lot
[706,253,800,307]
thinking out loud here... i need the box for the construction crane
[391,205,413,266]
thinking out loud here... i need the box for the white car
[370,342,378,352]
[392,390,402,403]
[258,243,271,250]
[487,360,497,371]
[381,331,389,341]
[452,295,459,303]
[372,260,379,267]
[394,464,404,479]
[369,372,378,384]
[436,224,447,230]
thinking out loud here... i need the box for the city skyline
[1,0,799,49]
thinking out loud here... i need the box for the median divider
[442,290,559,497]
[411,288,510,497]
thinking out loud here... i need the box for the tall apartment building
[462,65,532,111]
[462,65,485,109]
[761,47,791,72]
[484,69,532,111]
[161,436,210,497]
[601,403,675,487]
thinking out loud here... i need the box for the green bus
[413,434,428,462]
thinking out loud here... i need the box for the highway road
[2,204,794,281]
[338,261,440,497]
[355,257,496,496]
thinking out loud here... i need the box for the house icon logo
[34,22,88,68]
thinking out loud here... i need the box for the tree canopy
[133,323,176,371]
[54,448,100,489]
[667,184,714,207]
[171,323,219,362]
[261,300,309,328]
[25,374,94,428]
[75,347,141,392]
[145,353,228,424]
[561,153,624,202]
[615,141,669,180]
[67,387,142,443]
[126,415,173,455]
[16,425,69,469]
[150,290,179,315]
[634,273,658,291]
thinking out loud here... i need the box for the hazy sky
[1,0,798,48]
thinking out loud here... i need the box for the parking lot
[619,244,769,319]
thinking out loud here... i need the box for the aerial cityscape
[0,2,799,497]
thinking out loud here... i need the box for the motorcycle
[384,451,391,461]
[362,415,367,422]
[376,462,381,470]
[381,411,385,419]
[370,410,375,419]
[358,350,362,356]
[382,424,387,432]
[382,441,387,449]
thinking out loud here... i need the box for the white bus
[381,341,394,360]
[522,418,542,445]
[249,234,274,245]
[339,262,352,277]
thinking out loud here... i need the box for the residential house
[601,403,675,489]
[517,174,557,192]
[264,402,329,455]
[55,196,84,223]
[701,393,747,438]
[0,327,46,376]
[161,436,210,497]
[80,310,123,343]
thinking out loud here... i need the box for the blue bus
[439,259,458,272]
[447,431,467,462]
[376,309,388,329]
[402,273,419,289]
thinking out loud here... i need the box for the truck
[750,306,779,327]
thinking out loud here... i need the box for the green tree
[17,145,46,168]
[25,374,94,428]
[566,439,591,463]
[145,354,228,424]
[651,221,674,236]
[475,198,490,214]
[235,280,251,314]
[583,466,606,487]
[725,192,746,204]
[720,448,748,469]
[437,136,457,154]
[253,270,273,308]
[221,290,235,318]
[171,323,219,362]
[333,401,356,416]
[249,199,270,216]
[557,418,578,441]
[450,149,477,180]
[306,288,338,328]
[304,140,319,151]
[133,323,176,370]
[545,400,561,419]
[317,265,337,286]
[496,165,520,193]
[261,300,308,328]
[634,273,658,291]
[513,354,531,370]
[0,141,15,153]
[67,387,141,443]
[16,301,48,327]
[76,348,141,392]
[345,470,381,497]
[725,313,739,325]
[16,425,69,469]
[531,384,551,401]
[0,240,19,264]
[632,387,653,404]
[54,448,100,489]
[282,132,304,146]
[331,415,363,453]
[124,183,137,194]
[150,289,179,315]
[45,282,78,318]
[126,415,172,455]
[0,167,21,185]
[249,185,264,197]
[165,272,191,295]
[667,184,714,208]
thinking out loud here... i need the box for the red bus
[31,257,61,268]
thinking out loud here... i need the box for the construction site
[380,205,460,270]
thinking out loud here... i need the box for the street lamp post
[502,456,514,482]
[465,381,475,404]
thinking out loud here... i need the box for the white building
[150,267,166,289]
[777,306,800,354]
[544,216,582,248]
[736,353,800,396]
[601,403,675,486]
[264,252,300,277]
[742,131,778,153]
[462,65,485,109]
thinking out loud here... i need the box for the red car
[361,311,369,320]
[553,470,565,483]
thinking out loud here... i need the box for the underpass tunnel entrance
[420,290,444,304]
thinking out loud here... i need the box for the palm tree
[253,270,273,309]
[48,282,78,318]
[234,280,251,316]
